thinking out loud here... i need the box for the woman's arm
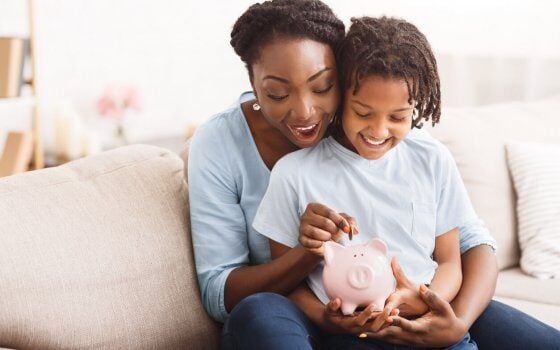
[224,247,321,312]
[429,228,462,302]
[451,244,498,326]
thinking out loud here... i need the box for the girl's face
[250,38,340,148]
[340,75,415,160]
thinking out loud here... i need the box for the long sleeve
[188,122,249,322]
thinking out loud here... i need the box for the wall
[1,0,560,153]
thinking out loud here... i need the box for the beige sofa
[0,97,558,349]
[0,145,220,349]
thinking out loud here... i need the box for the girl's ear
[324,241,345,266]
[367,238,388,255]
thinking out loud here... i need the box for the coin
[349,225,354,240]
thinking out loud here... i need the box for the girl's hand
[384,257,428,318]
[322,298,381,334]
[298,203,358,257]
[322,299,400,335]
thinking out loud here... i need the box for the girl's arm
[429,227,462,302]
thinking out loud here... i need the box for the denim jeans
[220,293,560,350]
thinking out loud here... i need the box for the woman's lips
[287,121,321,142]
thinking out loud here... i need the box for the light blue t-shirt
[189,92,497,322]
[253,134,495,304]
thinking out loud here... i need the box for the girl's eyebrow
[351,99,413,112]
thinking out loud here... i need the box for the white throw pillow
[506,142,560,279]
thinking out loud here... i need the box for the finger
[385,308,400,323]
[383,293,401,312]
[304,215,339,236]
[326,298,342,314]
[298,235,324,249]
[386,315,425,334]
[300,224,332,242]
[369,327,414,345]
[391,256,411,286]
[339,213,359,234]
[419,284,453,315]
[354,304,375,326]
[369,306,392,332]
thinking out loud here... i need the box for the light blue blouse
[188,92,497,322]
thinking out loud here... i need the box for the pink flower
[96,84,143,120]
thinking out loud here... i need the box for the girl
[253,16,477,349]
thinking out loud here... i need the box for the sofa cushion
[426,95,560,269]
[496,267,560,306]
[506,142,560,279]
[494,296,560,331]
[0,145,219,349]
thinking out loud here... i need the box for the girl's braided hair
[336,16,441,129]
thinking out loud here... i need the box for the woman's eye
[314,84,334,94]
[267,94,288,101]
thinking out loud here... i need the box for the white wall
[1,0,560,152]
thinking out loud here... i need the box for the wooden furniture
[0,0,43,178]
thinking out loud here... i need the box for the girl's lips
[359,133,391,150]
[287,121,322,142]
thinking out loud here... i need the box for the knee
[229,292,290,322]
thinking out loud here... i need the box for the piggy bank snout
[346,264,374,290]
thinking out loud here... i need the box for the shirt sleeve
[435,145,498,253]
[435,145,479,237]
[252,156,301,249]
[188,122,249,323]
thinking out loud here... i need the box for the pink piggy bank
[322,239,396,315]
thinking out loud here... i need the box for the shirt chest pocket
[411,200,437,253]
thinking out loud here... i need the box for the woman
[187,1,560,349]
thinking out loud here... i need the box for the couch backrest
[426,95,560,269]
[0,145,219,349]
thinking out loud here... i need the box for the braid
[230,0,345,73]
[336,16,441,129]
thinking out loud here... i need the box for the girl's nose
[368,119,389,139]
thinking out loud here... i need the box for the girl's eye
[314,84,334,94]
[267,94,288,101]
[353,109,369,118]
[390,116,407,122]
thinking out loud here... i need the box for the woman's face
[250,38,339,148]
[340,75,415,160]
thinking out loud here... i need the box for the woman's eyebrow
[262,67,333,84]
[307,67,332,82]
[262,75,290,84]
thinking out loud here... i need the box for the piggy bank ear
[324,241,345,266]
[368,238,388,255]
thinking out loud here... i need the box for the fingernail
[343,226,350,233]
[420,284,427,293]
[386,317,393,323]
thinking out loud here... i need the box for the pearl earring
[252,102,261,111]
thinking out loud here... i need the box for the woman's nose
[291,96,315,121]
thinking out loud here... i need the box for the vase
[112,122,129,148]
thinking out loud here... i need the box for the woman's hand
[384,257,428,318]
[298,203,358,257]
[367,285,468,347]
